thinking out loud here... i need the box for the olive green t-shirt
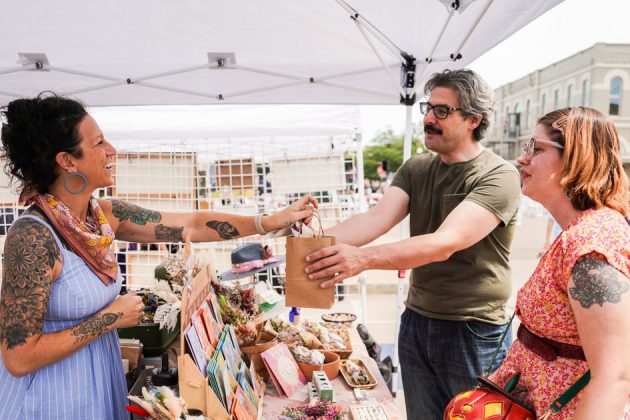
[390,149,521,324]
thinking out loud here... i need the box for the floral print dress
[490,207,630,419]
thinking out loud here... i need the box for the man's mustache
[424,124,443,135]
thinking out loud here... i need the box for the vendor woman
[0,93,317,419]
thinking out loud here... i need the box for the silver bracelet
[254,212,268,235]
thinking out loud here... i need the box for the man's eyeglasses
[418,102,463,120]
[522,137,564,161]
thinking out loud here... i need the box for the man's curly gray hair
[424,69,495,141]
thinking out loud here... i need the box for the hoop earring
[63,171,88,194]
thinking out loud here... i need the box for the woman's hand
[263,194,318,232]
[103,292,144,329]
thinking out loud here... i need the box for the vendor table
[262,327,402,419]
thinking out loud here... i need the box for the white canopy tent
[1,0,561,107]
[0,0,563,396]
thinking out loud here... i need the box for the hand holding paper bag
[305,243,369,288]
[285,210,335,309]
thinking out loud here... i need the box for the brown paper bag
[285,210,335,309]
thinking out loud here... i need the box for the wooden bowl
[297,350,340,381]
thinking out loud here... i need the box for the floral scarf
[28,194,118,285]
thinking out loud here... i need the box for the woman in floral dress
[489,107,630,418]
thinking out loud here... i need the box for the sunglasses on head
[522,137,564,161]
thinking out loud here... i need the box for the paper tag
[258,289,281,305]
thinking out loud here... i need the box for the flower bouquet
[128,386,188,420]
[280,401,345,420]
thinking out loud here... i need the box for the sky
[360,0,630,142]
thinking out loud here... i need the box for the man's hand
[305,243,368,288]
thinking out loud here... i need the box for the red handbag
[444,375,535,420]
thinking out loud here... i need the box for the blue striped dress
[0,215,128,419]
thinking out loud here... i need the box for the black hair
[1,93,87,194]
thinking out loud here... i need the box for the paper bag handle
[298,208,325,238]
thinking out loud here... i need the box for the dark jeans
[398,309,511,420]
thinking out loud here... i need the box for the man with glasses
[305,69,521,419]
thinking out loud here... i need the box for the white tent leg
[355,132,368,324]
[391,105,413,396]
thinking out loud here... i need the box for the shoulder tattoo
[155,224,184,242]
[206,220,240,240]
[0,219,60,349]
[569,254,629,308]
[71,311,122,343]
[111,200,161,225]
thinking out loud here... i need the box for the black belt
[517,324,586,361]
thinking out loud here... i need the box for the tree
[363,123,426,180]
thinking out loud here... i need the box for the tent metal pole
[391,104,414,396]
[351,21,406,97]
[0,66,27,76]
[132,81,221,100]
[355,132,368,324]
[316,64,398,82]
[234,65,304,81]
[451,0,495,59]
[332,0,405,59]
[63,81,129,96]
[124,63,211,83]
[317,81,395,101]
[414,10,455,97]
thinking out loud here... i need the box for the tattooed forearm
[71,312,122,343]
[206,220,240,240]
[111,200,161,225]
[569,254,630,308]
[155,224,184,242]
[0,219,60,349]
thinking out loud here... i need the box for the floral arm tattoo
[111,200,161,225]
[71,312,122,343]
[0,219,60,349]
[206,220,240,240]
[569,253,629,308]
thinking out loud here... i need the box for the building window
[554,89,560,110]
[503,106,509,134]
[541,93,547,116]
[609,76,623,116]
[525,99,531,129]
[582,79,589,106]
[567,84,573,107]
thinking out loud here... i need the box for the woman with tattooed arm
[0,94,316,419]
[487,108,630,419]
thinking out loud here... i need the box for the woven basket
[322,328,352,359]
[240,335,277,381]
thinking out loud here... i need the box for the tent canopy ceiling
[0,0,562,106]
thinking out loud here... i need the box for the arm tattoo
[206,220,240,240]
[111,200,161,225]
[71,312,122,343]
[155,224,184,242]
[569,254,629,308]
[0,219,60,349]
